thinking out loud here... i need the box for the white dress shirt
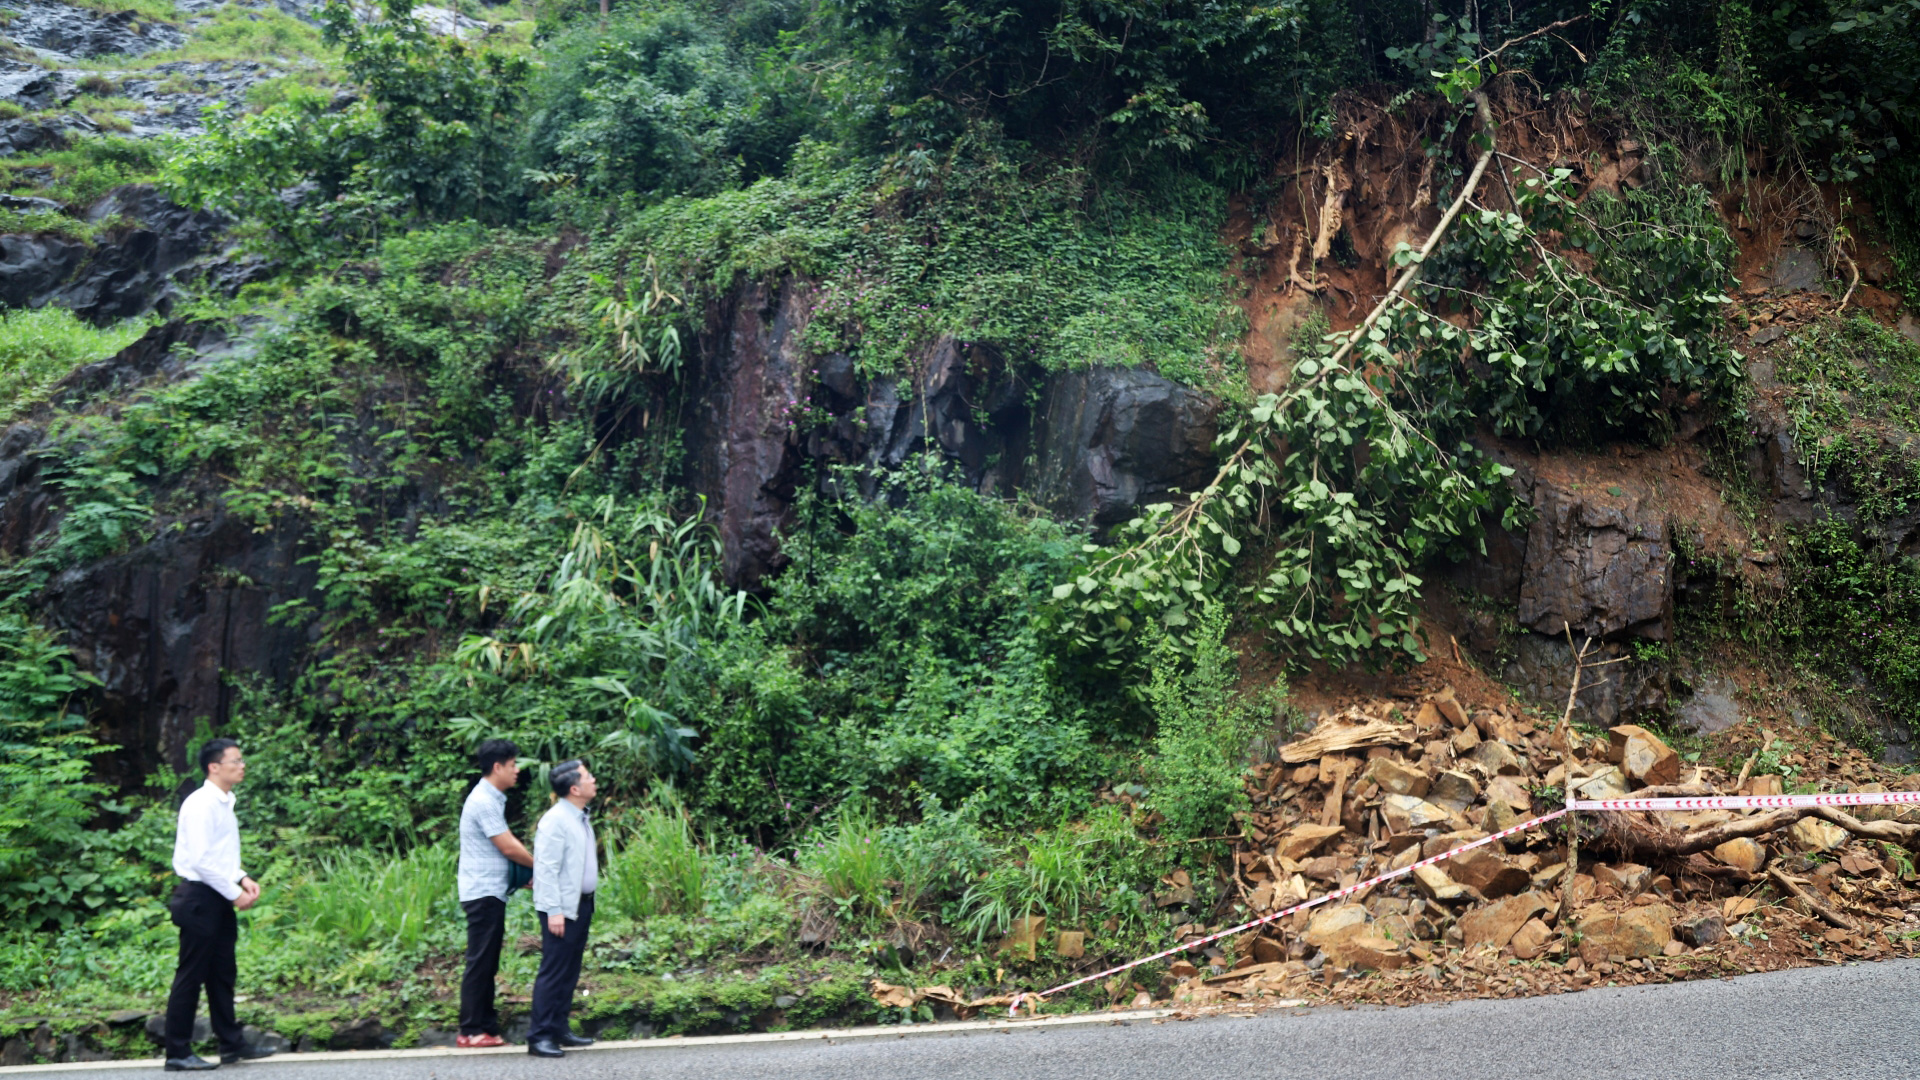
[172,779,246,900]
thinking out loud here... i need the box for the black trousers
[164,881,245,1061]
[529,892,594,1044]
[459,896,508,1036]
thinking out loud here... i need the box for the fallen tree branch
[1594,807,1809,859]
[1814,805,1920,846]
[1768,867,1856,931]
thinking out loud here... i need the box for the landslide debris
[1161,685,1920,1012]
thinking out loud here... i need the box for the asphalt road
[28,959,1920,1080]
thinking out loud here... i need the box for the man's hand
[548,912,566,937]
[234,876,261,911]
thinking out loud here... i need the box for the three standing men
[527,759,599,1059]
[455,739,536,1049]
[164,739,275,1072]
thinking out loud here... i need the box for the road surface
[16,959,1920,1079]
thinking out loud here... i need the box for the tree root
[1590,803,1920,864]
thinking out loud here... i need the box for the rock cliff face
[0,184,230,320]
[679,278,1220,589]
[0,322,321,782]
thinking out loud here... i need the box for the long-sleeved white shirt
[172,780,246,900]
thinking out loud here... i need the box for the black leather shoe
[222,1045,278,1064]
[528,1039,566,1058]
[558,1032,595,1048]
[164,1056,220,1072]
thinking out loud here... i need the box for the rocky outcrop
[1,2,185,62]
[0,230,88,308]
[1,184,229,320]
[0,322,319,785]
[1030,367,1218,527]
[1516,475,1672,640]
[681,278,1220,588]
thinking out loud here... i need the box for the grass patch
[162,6,331,64]
[0,307,156,419]
[2,135,167,208]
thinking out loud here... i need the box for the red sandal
[456,1034,508,1048]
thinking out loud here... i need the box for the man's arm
[531,814,577,923]
[489,831,533,868]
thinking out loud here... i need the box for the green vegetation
[5,0,1920,1061]
[0,308,154,418]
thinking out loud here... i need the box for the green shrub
[958,805,1148,943]
[798,806,893,916]
[1142,603,1267,842]
[602,793,708,919]
[293,844,457,951]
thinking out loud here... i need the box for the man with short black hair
[163,738,275,1071]
[456,738,534,1049]
[527,759,598,1059]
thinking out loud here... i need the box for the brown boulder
[1429,770,1481,812]
[1276,823,1344,861]
[1363,756,1430,798]
[1788,818,1848,853]
[1322,935,1410,971]
[1509,918,1556,959]
[1382,795,1452,834]
[1448,847,1533,899]
[1608,725,1680,786]
[1712,837,1766,873]
[1302,904,1371,946]
[1460,891,1551,950]
[1575,904,1674,961]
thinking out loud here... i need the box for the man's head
[198,738,245,792]
[549,759,596,805]
[477,738,520,790]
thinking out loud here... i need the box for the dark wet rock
[2,1,186,61]
[680,278,1218,588]
[144,1013,208,1046]
[326,1018,395,1051]
[679,278,810,590]
[0,230,88,308]
[1030,367,1219,527]
[1516,474,1672,641]
[1676,676,1743,735]
[57,183,228,319]
[1502,633,1666,727]
[2,183,229,320]
[1764,247,1826,294]
[1,192,64,214]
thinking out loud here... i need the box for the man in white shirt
[455,738,533,1049]
[527,759,599,1059]
[164,738,274,1072]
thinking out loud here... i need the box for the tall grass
[799,807,892,915]
[0,308,153,418]
[600,798,706,919]
[293,844,456,951]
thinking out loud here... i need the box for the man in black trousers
[163,738,275,1071]
[527,759,599,1058]
[455,738,533,1048]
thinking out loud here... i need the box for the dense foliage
[6,0,1920,1051]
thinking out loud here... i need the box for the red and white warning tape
[1573,790,1920,813]
[1009,787,1920,1015]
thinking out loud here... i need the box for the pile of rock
[1163,688,1920,1007]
